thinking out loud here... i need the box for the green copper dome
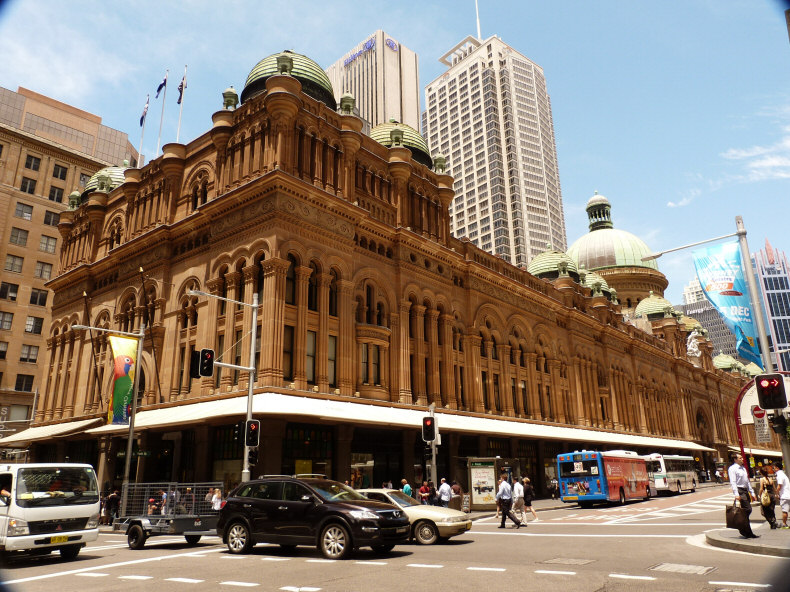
[634,291,674,319]
[567,192,659,272]
[241,50,337,109]
[713,352,739,371]
[527,247,579,280]
[370,121,433,168]
[81,165,127,200]
[580,269,610,293]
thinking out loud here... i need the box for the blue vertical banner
[692,240,762,367]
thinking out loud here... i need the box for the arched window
[285,255,296,305]
[480,337,487,358]
[328,269,338,317]
[308,262,319,311]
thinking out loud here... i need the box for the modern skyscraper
[753,239,790,371]
[422,35,566,266]
[326,30,420,130]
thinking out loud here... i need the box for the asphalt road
[3,488,789,592]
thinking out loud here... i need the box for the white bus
[0,463,100,559]
[643,454,697,494]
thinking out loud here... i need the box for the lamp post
[73,324,145,516]
[187,290,258,483]
[642,215,790,472]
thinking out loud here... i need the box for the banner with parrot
[108,336,138,424]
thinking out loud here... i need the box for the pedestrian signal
[422,416,436,442]
[189,350,202,379]
[199,348,215,377]
[248,448,259,466]
[245,419,261,447]
[755,373,787,410]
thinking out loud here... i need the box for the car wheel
[618,488,626,506]
[185,535,201,545]
[128,525,147,550]
[371,543,395,554]
[226,522,253,554]
[319,523,351,560]
[59,545,80,560]
[414,520,438,545]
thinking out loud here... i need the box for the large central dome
[241,50,337,110]
[567,192,658,271]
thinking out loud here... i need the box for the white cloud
[719,123,790,182]
[667,188,700,208]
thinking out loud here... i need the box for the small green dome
[567,193,658,272]
[370,121,433,168]
[241,50,336,109]
[81,165,127,199]
[580,269,610,293]
[527,247,579,279]
[713,351,738,370]
[634,291,674,319]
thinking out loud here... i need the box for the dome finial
[223,86,238,110]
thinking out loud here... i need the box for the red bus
[557,450,651,507]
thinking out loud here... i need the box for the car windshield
[309,480,369,502]
[387,490,420,507]
[15,467,99,508]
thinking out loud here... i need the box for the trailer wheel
[128,524,147,550]
[185,535,201,545]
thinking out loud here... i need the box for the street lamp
[187,289,258,483]
[73,324,144,516]
[642,215,790,472]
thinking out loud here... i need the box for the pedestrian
[418,480,430,505]
[774,461,790,528]
[438,478,452,508]
[183,487,196,514]
[401,478,412,497]
[758,465,778,529]
[451,480,462,496]
[496,474,522,528]
[427,480,438,505]
[212,488,223,511]
[550,476,559,500]
[158,489,168,515]
[523,477,539,522]
[205,487,214,511]
[106,489,120,522]
[512,476,525,523]
[386,479,393,489]
[728,452,758,538]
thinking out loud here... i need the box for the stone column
[259,258,289,385]
[439,314,455,409]
[316,273,331,392]
[425,309,440,406]
[397,302,412,404]
[412,305,427,405]
[337,280,355,396]
[464,334,483,412]
[548,360,565,423]
[498,344,513,416]
[292,266,311,389]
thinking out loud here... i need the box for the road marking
[75,573,108,577]
[119,575,154,580]
[407,563,444,568]
[306,559,335,563]
[220,582,259,587]
[222,555,249,559]
[261,557,292,561]
[649,562,715,575]
[355,561,388,565]
[534,569,576,575]
[708,582,770,588]
[609,574,656,580]
[477,531,688,538]
[467,567,506,572]
[167,578,206,583]
[281,588,321,592]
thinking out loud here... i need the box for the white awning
[0,418,103,445]
[728,445,783,458]
[86,391,714,452]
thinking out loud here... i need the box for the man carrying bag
[727,452,758,538]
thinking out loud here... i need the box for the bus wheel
[644,487,651,501]
[677,481,682,494]
[690,480,696,493]
[619,488,626,505]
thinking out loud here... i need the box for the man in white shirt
[774,461,790,528]
[437,478,452,508]
[728,453,757,538]
[495,474,522,529]
[512,477,525,523]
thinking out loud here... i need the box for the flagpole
[156,70,168,157]
[176,65,187,143]
[138,95,148,168]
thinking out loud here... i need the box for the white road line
[708,581,770,588]
[534,569,576,575]
[476,531,688,538]
[306,559,335,563]
[75,573,108,577]
[281,587,322,592]
[167,578,205,583]
[355,561,388,565]
[407,563,444,568]
[609,574,656,580]
[118,575,154,580]
[261,557,292,561]
[526,522,724,526]
[468,567,506,572]
[220,582,259,587]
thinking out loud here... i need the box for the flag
[139,95,149,127]
[156,73,168,98]
[107,336,139,425]
[692,240,763,367]
[177,73,187,104]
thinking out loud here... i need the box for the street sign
[751,405,772,443]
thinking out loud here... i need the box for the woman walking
[522,477,539,522]
[759,465,778,529]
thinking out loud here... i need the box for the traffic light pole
[188,290,258,483]
[429,404,437,486]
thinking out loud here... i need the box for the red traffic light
[422,416,436,441]
[755,373,788,410]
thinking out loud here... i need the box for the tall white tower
[326,30,421,130]
[422,35,566,266]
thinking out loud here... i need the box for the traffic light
[245,419,261,447]
[421,416,436,442]
[755,373,788,410]
[248,448,259,466]
[199,348,215,377]
[423,447,432,461]
[770,414,788,435]
[189,350,201,379]
[232,420,244,442]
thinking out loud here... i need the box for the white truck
[0,463,100,560]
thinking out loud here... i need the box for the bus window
[559,460,599,478]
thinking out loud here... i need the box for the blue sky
[2,0,789,304]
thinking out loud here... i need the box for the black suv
[216,477,410,559]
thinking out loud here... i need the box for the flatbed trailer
[113,481,222,549]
